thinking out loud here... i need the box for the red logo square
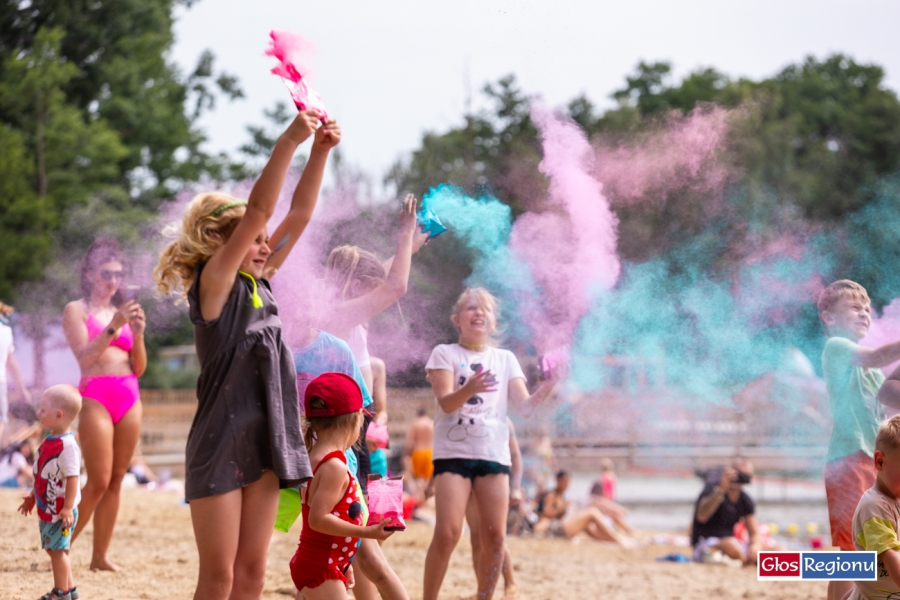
[759,552,801,578]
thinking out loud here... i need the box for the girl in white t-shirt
[423,288,560,600]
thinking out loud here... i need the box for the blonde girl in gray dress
[155,112,340,600]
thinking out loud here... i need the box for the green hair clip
[210,201,248,218]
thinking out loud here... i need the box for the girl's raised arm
[266,119,341,276]
[201,112,319,319]
[323,195,421,333]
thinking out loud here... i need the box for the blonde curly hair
[154,192,248,298]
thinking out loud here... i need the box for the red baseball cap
[304,372,371,417]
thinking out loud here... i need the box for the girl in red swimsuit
[292,373,395,598]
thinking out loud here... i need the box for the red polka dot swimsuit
[290,450,364,591]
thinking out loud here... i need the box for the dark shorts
[432,458,511,481]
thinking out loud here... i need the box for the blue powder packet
[417,206,447,240]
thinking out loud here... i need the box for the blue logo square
[801,551,877,581]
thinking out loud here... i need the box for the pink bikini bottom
[79,374,140,425]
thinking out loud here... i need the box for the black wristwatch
[106,326,115,336]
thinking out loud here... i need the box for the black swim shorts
[432,458,511,481]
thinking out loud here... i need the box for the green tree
[0,125,50,300]
[766,55,900,217]
[0,1,245,385]
[1,0,244,205]
[604,56,900,221]
[0,27,127,297]
[386,74,545,215]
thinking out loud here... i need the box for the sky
[170,0,900,193]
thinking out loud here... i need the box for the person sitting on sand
[0,438,34,488]
[691,458,761,565]
[588,470,636,537]
[535,470,636,546]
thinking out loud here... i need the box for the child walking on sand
[817,280,900,600]
[849,415,900,599]
[18,385,83,600]
[154,111,340,600]
[423,288,560,600]
[290,373,394,598]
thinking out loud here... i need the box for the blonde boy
[819,280,900,600]
[849,416,900,599]
[18,385,83,600]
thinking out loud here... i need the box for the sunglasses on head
[99,270,125,282]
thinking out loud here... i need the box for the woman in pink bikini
[62,238,146,571]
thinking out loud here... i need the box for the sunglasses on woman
[99,269,125,282]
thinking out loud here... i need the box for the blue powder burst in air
[423,184,541,344]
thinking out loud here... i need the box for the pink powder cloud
[508,104,620,352]
[592,105,732,207]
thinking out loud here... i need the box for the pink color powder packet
[265,30,327,120]
[367,475,406,531]
[539,345,571,380]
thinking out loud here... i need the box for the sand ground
[1,487,827,599]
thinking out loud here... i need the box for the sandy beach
[1,487,828,600]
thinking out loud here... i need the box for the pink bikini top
[86,313,134,352]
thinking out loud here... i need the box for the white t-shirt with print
[34,433,82,522]
[425,344,525,466]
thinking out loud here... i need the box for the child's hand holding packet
[367,474,406,531]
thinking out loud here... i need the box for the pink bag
[367,475,406,531]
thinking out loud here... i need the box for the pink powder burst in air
[266,30,327,119]
[509,104,620,352]
[593,105,732,207]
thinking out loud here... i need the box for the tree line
[3,0,900,386]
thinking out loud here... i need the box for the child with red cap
[290,372,395,598]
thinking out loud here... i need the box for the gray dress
[185,263,312,501]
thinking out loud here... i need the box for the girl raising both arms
[154,111,339,600]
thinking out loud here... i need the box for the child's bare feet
[503,584,520,599]
[89,557,122,572]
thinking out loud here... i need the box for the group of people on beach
[9,111,563,600]
[681,280,900,600]
[8,109,900,600]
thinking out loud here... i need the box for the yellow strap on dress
[238,271,264,308]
